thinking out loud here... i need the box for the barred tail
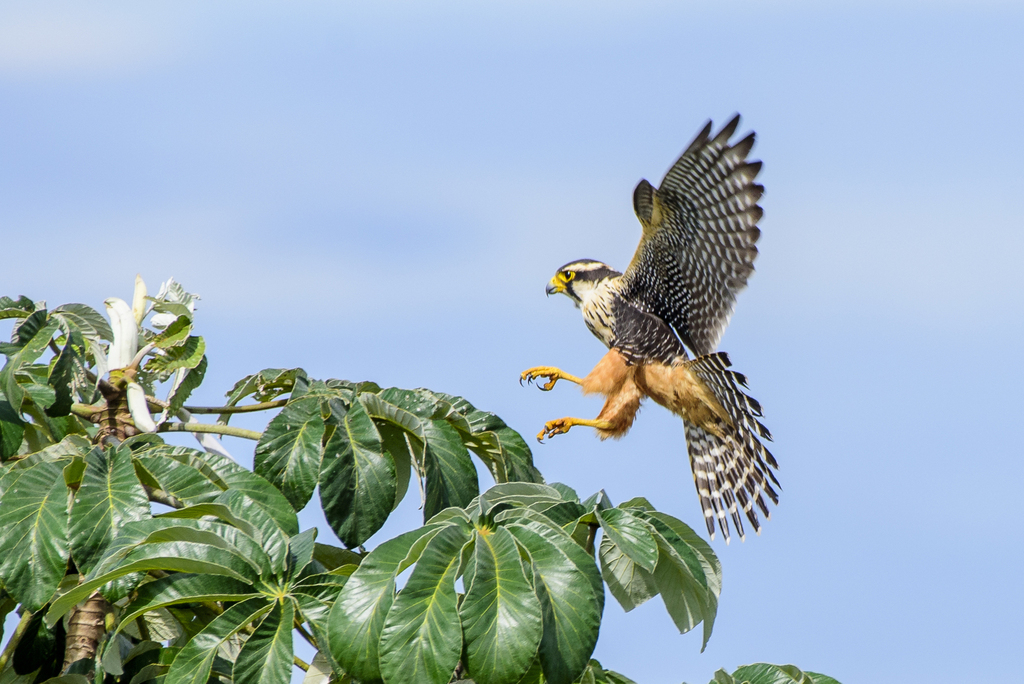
[683,352,779,543]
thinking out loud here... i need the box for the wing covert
[619,115,763,356]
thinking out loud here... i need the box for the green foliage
[0,279,842,684]
[708,664,842,684]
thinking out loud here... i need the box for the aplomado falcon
[521,115,779,543]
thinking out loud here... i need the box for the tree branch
[0,610,33,671]
[156,422,263,441]
[183,400,288,414]
[293,656,310,672]
[144,485,184,509]
[294,622,319,651]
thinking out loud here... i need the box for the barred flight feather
[683,353,779,542]
[620,114,764,357]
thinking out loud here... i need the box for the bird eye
[563,271,575,282]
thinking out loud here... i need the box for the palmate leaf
[319,399,396,548]
[50,303,114,342]
[596,508,658,573]
[164,597,273,684]
[0,390,25,460]
[115,574,257,639]
[505,519,602,684]
[291,572,349,653]
[644,516,715,652]
[328,525,444,681]
[422,419,479,520]
[459,526,543,684]
[144,336,206,375]
[717,664,843,684]
[0,459,70,611]
[254,396,325,511]
[132,444,298,535]
[215,489,290,574]
[164,355,207,416]
[0,295,36,321]
[598,536,659,613]
[12,610,64,681]
[378,523,471,684]
[46,328,89,417]
[0,314,59,412]
[47,531,265,626]
[433,392,542,484]
[69,446,151,577]
[224,368,309,407]
[233,600,294,684]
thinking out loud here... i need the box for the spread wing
[618,115,763,357]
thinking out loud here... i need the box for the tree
[0,277,839,684]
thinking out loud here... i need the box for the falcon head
[545,259,621,306]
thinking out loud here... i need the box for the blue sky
[2,2,1023,682]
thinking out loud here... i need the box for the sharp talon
[519,377,524,387]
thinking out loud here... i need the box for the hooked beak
[545,277,563,297]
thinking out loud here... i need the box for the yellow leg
[536,417,614,443]
[520,366,582,391]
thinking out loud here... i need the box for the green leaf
[164,597,272,684]
[459,526,543,684]
[215,489,290,574]
[155,502,259,539]
[47,536,262,626]
[12,610,63,680]
[595,508,658,573]
[70,446,151,577]
[233,600,294,684]
[0,391,26,460]
[805,673,842,684]
[360,392,427,442]
[291,572,348,651]
[224,368,308,406]
[422,419,479,521]
[319,399,396,548]
[432,393,542,484]
[0,296,35,321]
[643,513,720,651]
[328,525,444,681]
[150,316,192,349]
[144,336,206,374]
[379,523,471,684]
[1,315,59,412]
[164,355,207,416]
[0,459,70,611]
[647,530,711,650]
[51,303,114,342]
[254,396,325,511]
[477,483,565,514]
[116,574,257,638]
[133,444,298,535]
[132,448,227,503]
[505,520,602,684]
[377,422,414,511]
[643,511,721,597]
[287,528,318,578]
[312,542,362,571]
[728,664,842,684]
[46,329,89,417]
[598,535,658,613]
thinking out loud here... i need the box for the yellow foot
[520,366,582,391]
[536,417,614,443]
